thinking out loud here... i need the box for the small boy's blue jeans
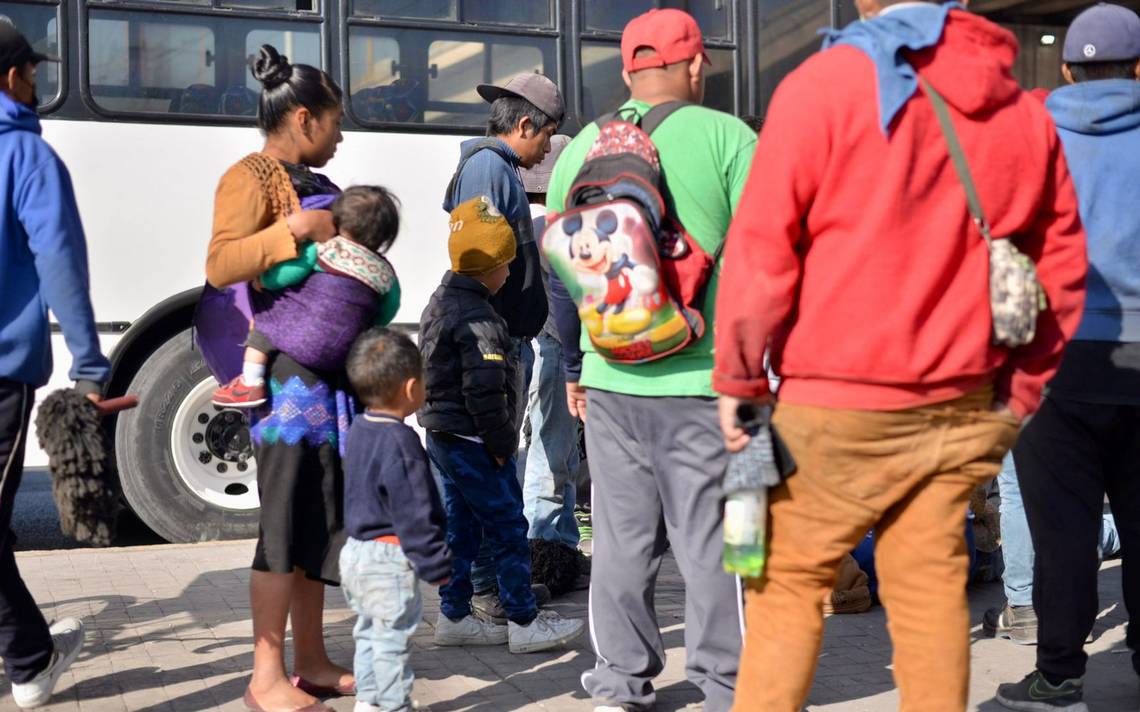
[339,538,421,712]
[426,432,537,625]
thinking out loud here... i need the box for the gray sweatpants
[582,390,742,712]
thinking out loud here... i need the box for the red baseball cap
[621,8,711,73]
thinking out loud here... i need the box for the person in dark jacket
[418,196,584,655]
[997,4,1140,710]
[0,23,107,709]
[340,327,450,712]
[442,73,565,614]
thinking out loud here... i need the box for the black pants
[0,379,52,682]
[1015,395,1140,681]
[0,380,53,678]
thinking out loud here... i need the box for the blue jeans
[522,334,580,547]
[470,338,535,593]
[999,452,1121,606]
[426,433,537,625]
[339,538,421,712]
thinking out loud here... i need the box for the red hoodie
[713,11,1087,419]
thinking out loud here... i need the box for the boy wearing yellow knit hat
[417,196,585,653]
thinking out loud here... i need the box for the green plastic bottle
[723,490,766,577]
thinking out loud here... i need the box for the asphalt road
[12,468,164,551]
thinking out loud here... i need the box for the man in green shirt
[545,9,755,712]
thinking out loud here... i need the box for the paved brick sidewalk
[3,541,1135,711]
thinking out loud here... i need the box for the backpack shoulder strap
[444,138,514,209]
[639,100,692,135]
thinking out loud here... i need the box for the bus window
[353,0,552,27]
[584,0,731,39]
[0,1,60,108]
[126,0,316,8]
[348,25,555,126]
[756,0,829,118]
[88,8,320,117]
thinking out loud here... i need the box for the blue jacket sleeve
[17,154,110,385]
[388,436,452,583]
[452,151,517,217]
[549,271,583,383]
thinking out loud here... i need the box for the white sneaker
[11,618,85,709]
[508,609,585,653]
[433,614,508,646]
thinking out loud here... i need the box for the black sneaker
[996,671,1088,711]
[472,584,552,625]
[983,603,1038,645]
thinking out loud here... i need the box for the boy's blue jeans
[339,538,421,712]
[426,432,537,625]
[523,334,580,547]
[999,452,1121,606]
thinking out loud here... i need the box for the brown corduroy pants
[732,388,1018,712]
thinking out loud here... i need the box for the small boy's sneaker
[984,603,1038,645]
[11,618,85,709]
[433,614,508,646]
[508,609,585,653]
[996,671,1088,711]
[212,376,267,408]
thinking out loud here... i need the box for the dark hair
[346,328,422,407]
[252,44,343,134]
[332,186,401,253]
[739,114,764,133]
[1068,59,1140,83]
[487,96,553,137]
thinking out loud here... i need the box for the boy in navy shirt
[341,328,450,712]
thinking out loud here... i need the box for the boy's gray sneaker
[433,614,508,646]
[11,618,85,709]
[508,609,585,653]
[996,671,1088,711]
[984,603,1038,645]
[472,584,551,625]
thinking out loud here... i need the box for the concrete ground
[3,541,1136,711]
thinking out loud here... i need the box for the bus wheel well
[106,288,202,400]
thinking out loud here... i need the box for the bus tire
[115,328,260,543]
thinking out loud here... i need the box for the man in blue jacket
[997,4,1140,710]
[0,23,109,709]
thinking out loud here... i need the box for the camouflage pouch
[923,78,1046,348]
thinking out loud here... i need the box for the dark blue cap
[1064,3,1140,64]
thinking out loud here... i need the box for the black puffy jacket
[417,272,519,459]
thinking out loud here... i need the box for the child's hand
[286,209,336,244]
[432,578,450,587]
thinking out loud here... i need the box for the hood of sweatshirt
[0,91,41,137]
[909,10,1022,117]
[1047,79,1140,136]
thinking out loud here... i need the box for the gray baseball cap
[477,73,565,125]
[521,134,571,194]
[1063,3,1140,63]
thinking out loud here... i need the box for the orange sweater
[206,155,299,288]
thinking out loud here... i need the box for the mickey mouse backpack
[541,100,719,364]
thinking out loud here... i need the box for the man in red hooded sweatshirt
[714,1,1088,710]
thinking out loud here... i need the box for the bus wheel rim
[169,378,260,511]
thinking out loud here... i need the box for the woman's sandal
[243,687,334,712]
[289,674,356,698]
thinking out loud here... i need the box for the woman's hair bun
[252,44,292,90]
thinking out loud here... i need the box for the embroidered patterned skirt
[249,354,355,584]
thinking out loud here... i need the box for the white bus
[3,0,1095,543]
